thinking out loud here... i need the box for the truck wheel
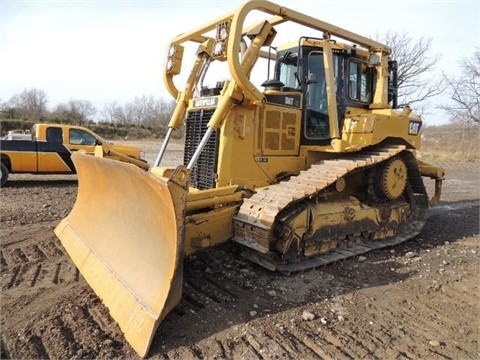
[1,162,9,187]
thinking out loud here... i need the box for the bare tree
[103,101,120,123]
[70,99,96,125]
[126,95,158,126]
[102,96,175,128]
[103,100,134,124]
[4,88,49,120]
[375,31,444,113]
[53,99,96,125]
[158,98,176,128]
[51,103,69,121]
[441,49,480,125]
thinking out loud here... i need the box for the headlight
[166,58,175,72]
[165,44,184,75]
[213,41,225,57]
[216,21,229,40]
[368,53,381,66]
[168,44,176,57]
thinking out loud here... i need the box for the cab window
[278,52,299,89]
[348,60,373,103]
[69,129,98,145]
[46,127,63,143]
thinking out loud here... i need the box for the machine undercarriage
[234,145,429,273]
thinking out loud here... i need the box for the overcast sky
[1,0,479,125]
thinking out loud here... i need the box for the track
[234,145,429,272]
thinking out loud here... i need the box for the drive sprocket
[377,156,408,200]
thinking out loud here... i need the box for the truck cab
[1,123,148,186]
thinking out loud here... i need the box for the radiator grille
[183,108,219,190]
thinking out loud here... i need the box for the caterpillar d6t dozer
[55,0,445,357]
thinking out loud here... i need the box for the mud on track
[1,149,479,359]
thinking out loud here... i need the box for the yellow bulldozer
[55,0,445,357]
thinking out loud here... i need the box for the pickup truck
[1,123,149,186]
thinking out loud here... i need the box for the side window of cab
[46,127,63,143]
[69,129,98,145]
[348,60,373,103]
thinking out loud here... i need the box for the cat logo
[408,121,421,135]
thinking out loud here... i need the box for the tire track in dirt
[365,313,428,359]
[288,325,351,359]
[1,220,76,293]
[2,282,132,359]
[1,330,50,360]
[1,258,79,293]
[268,325,324,359]
[265,323,321,358]
[326,243,479,359]
[322,327,373,359]
[243,328,290,359]
[354,287,475,356]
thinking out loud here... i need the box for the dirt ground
[1,140,479,359]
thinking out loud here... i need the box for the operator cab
[273,38,376,146]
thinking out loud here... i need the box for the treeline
[0,118,166,140]
[0,88,178,139]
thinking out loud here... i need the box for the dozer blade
[55,152,188,357]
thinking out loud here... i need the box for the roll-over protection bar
[163,0,391,109]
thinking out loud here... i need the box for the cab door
[67,128,99,154]
[303,51,330,145]
[37,126,74,173]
